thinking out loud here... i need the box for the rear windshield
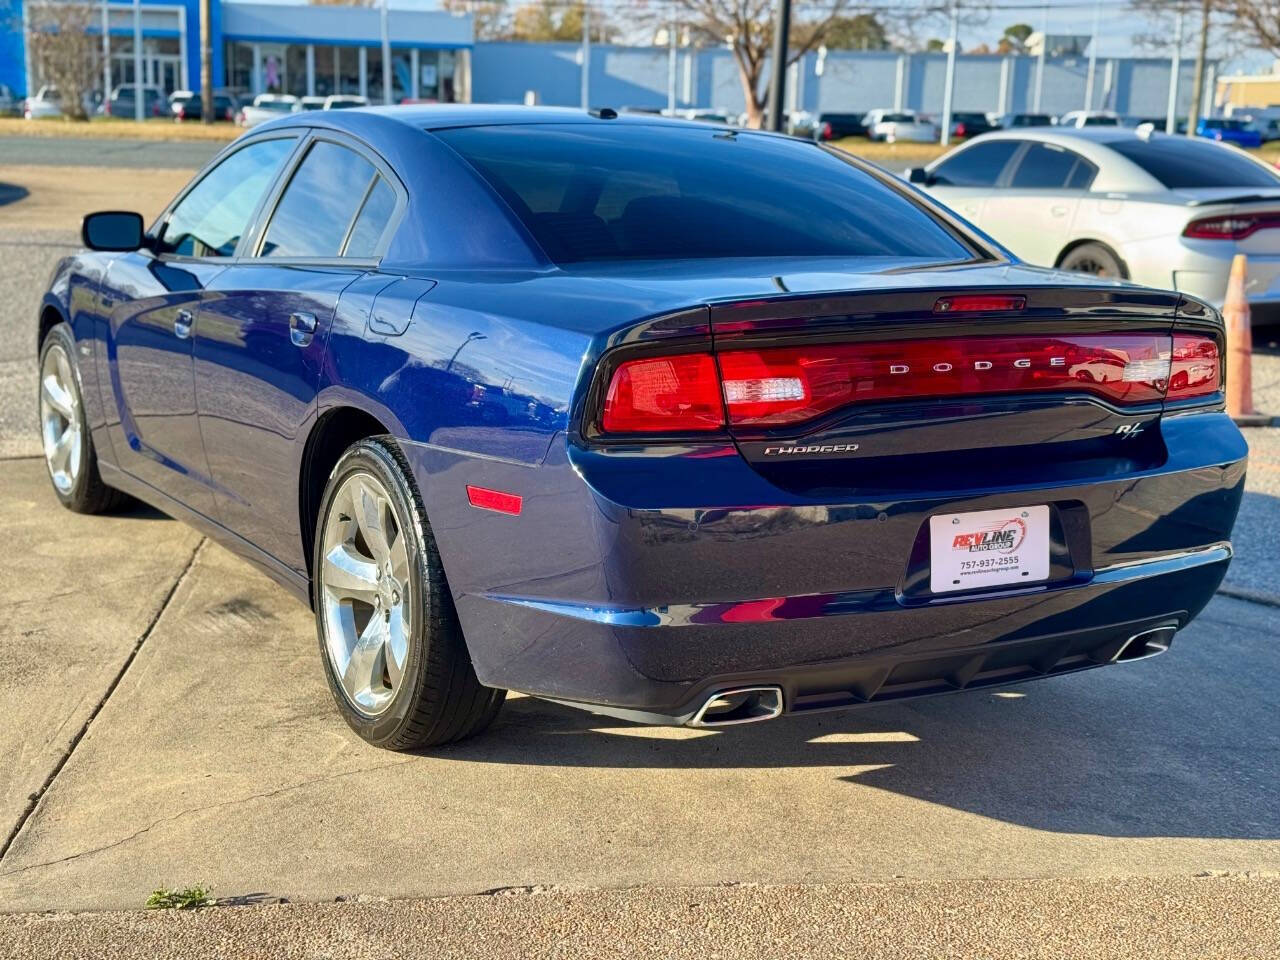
[438,125,972,265]
[881,113,915,123]
[1110,137,1280,188]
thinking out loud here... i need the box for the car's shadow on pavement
[436,592,1280,841]
[0,183,29,208]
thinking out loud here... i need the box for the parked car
[23,85,63,120]
[171,91,240,122]
[909,125,1280,314]
[41,106,1243,749]
[1196,117,1263,149]
[101,84,167,119]
[0,83,19,116]
[1250,116,1280,143]
[1057,110,1121,128]
[812,112,869,141]
[864,109,938,143]
[236,93,299,127]
[949,111,997,138]
[995,112,1055,128]
[323,95,368,110]
[1128,116,1188,134]
[296,95,328,112]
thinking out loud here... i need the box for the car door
[100,134,298,516]
[977,141,1097,267]
[924,139,1021,227]
[194,133,404,571]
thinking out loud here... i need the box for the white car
[323,95,368,110]
[23,85,63,120]
[236,93,299,127]
[1057,110,1122,128]
[909,125,1280,314]
[864,109,938,143]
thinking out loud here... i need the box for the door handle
[174,309,193,340]
[1051,205,1069,217]
[289,312,317,347]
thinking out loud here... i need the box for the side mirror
[907,167,931,185]
[82,211,145,252]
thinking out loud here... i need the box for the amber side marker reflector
[934,294,1027,313]
[466,485,523,516]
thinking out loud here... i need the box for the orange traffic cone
[1223,254,1270,427]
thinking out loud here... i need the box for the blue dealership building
[2,0,1204,122]
[2,0,473,103]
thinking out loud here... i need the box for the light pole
[580,3,591,110]
[200,0,213,122]
[1032,3,1047,113]
[939,3,958,146]
[1166,7,1183,134]
[101,0,111,108]
[132,0,143,121]
[380,0,392,105]
[765,0,791,131]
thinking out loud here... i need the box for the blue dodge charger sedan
[37,105,1246,749]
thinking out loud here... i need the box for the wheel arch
[1054,238,1131,280]
[37,298,69,354]
[299,405,395,598]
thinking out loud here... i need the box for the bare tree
[1229,1,1280,56]
[674,0,854,128]
[24,0,100,120]
[442,0,512,41]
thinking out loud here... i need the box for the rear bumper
[404,410,1246,719]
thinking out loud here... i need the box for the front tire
[313,437,504,750]
[37,323,127,514]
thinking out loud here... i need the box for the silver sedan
[907,126,1280,316]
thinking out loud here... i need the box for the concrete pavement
[1,877,1278,959]
[0,458,1278,915]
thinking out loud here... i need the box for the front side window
[437,124,974,264]
[1110,137,1280,188]
[260,141,377,258]
[157,137,294,257]
[930,140,1020,187]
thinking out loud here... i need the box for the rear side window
[261,141,377,258]
[344,177,397,258]
[1009,143,1097,189]
[930,140,1020,186]
[437,125,973,264]
[158,136,294,257]
[1110,137,1280,188]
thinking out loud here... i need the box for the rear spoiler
[1185,193,1280,207]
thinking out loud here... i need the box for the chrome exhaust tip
[687,686,784,727]
[1112,625,1177,663]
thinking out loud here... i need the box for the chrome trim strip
[482,542,1233,628]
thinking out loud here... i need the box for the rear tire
[1059,242,1126,279]
[37,323,128,514]
[313,437,505,750]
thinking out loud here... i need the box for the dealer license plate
[929,505,1050,594]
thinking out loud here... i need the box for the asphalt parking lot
[1,135,1278,951]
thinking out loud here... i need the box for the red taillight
[934,294,1026,313]
[821,122,833,140]
[176,106,186,119]
[955,122,967,137]
[597,332,1221,436]
[716,335,1171,427]
[103,102,111,116]
[1183,213,1280,240]
[1167,334,1221,400]
[601,353,724,434]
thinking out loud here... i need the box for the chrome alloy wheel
[319,471,413,716]
[39,343,81,495]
